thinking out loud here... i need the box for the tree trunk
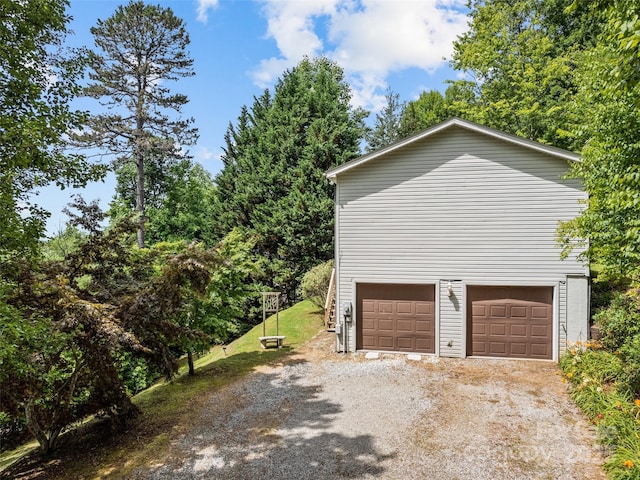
[135,150,145,248]
[187,350,195,376]
[25,399,60,454]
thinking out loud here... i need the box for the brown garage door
[356,283,435,353]
[467,286,553,359]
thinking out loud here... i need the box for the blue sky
[41,0,470,235]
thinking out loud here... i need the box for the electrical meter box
[340,301,352,322]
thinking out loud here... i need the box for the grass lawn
[0,300,325,479]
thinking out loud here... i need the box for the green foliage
[76,0,197,247]
[606,0,640,90]
[300,260,334,309]
[559,347,625,388]
[115,351,159,396]
[364,89,404,151]
[110,160,217,244]
[451,0,603,150]
[214,56,367,298]
[177,228,262,373]
[0,197,244,453]
[41,225,86,261]
[399,89,450,137]
[367,84,479,146]
[591,289,640,394]
[557,2,640,280]
[0,0,105,259]
[0,300,324,475]
[560,344,640,479]
[593,289,640,351]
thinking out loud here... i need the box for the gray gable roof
[325,117,580,182]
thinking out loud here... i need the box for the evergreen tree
[364,89,404,152]
[75,0,197,247]
[214,57,367,298]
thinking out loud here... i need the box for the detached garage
[326,118,590,361]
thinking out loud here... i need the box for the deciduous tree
[0,0,104,259]
[0,199,229,452]
[559,1,640,281]
[110,159,217,245]
[451,0,603,150]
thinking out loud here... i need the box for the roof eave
[324,118,580,181]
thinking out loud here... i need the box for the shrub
[619,334,640,395]
[299,260,334,309]
[116,351,160,396]
[594,289,640,351]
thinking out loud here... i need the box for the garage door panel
[473,341,488,355]
[531,343,550,358]
[397,319,414,333]
[397,337,414,350]
[416,338,433,351]
[490,342,507,355]
[396,302,413,314]
[510,324,527,337]
[472,304,487,317]
[472,322,487,335]
[510,343,527,356]
[357,283,435,354]
[531,325,549,337]
[379,302,393,314]
[531,306,549,318]
[490,323,507,336]
[468,286,553,359]
[361,335,376,349]
[415,320,432,333]
[415,303,433,315]
[362,318,375,330]
[362,300,376,313]
[378,319,394,332]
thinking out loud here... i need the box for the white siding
[335,127,588,356]
[566,276,590,347]
[558,281,567,360]
[440,280,463,358]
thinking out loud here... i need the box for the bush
[299,260,334,309]
[619,334,640,395]
[116,351,160,396]
[594,288,640,351]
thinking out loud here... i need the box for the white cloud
[195,145,217,162]
[196,0,219,23]
[253,0,469,111]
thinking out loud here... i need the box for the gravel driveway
[134,332,604,480]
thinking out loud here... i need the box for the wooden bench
[258,335,286,349]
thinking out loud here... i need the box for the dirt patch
[119,332,605,480]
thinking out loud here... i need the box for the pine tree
[214,57,367,298]
[75,0,197,247]
[364,89,404,152]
